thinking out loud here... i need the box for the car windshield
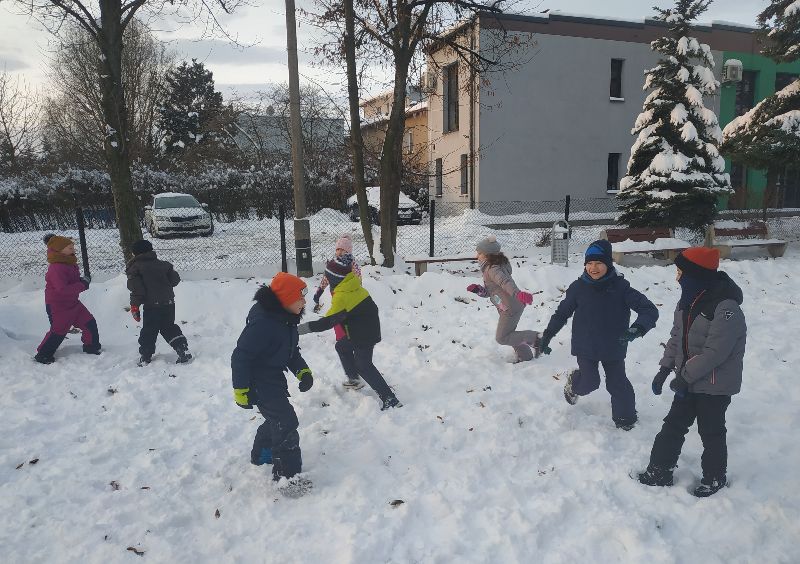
[155,196,200,209]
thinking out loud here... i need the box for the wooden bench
[403,254,479,276]
[600,227,690,266]
[704,221,787,259]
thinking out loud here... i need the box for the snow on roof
[155,192,192,198]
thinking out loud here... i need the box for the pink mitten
[516,291,533,305]
[334,324,346,341]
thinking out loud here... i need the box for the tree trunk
[344,0,375,264]
[99,0,142,261]
[378,58,410,267]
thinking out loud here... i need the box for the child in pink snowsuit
[311,234,363,388]
[35,234,101,364]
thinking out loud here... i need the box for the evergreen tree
[618,0,731,231]
[159,59,225,156]
[721,1,800,208]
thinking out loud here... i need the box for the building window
[607,153,621,191]
[435,158,443,197]
[776,72,799,91]
[610,59,624,99]
[444,63,459,133]
[404,131,413,154]
[735,71,757,117]
[460,154,469,195]
[783,167,800,208]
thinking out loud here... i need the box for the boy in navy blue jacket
[540,240,658,430]
[231,272,320,484]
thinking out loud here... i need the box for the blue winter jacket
[543,270,659,361]
[231,286,310,396]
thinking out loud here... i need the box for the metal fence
[2,196,800,281]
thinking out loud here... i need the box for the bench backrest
[602,227,673,243]
[712,221,768,239]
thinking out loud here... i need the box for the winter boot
[614,415,638,431]
[693,476,727,498]
[637,465,674,487]
[34,353,55,364]
[564,370,579,405]
[83,344,101,355]
[380,394,403,411]
[342,376,365,390]
[137,354,152,367]
[174,338,192,364]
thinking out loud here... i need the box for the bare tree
[42,19,173,169]
[0,71,41,174]
[4,0,243,259]
[308,1,516,266]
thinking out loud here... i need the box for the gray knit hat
[476,235,501,254]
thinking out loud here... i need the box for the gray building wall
[476,30,722,203]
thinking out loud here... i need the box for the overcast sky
[0,0,765,101]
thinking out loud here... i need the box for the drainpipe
[469,17,476,210]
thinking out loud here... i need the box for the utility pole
[284,0,313,277]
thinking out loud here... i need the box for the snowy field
[1,244,798,562]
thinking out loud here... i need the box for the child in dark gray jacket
[126,239,191,365]
[639,247,746,498]
[466,236,538,362]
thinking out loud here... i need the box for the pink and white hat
[336,234,353,254]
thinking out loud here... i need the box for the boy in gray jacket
[126,239,191,365]
[639,247,746,497]
[466,236,538,362]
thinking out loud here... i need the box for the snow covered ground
[1,246,799,562]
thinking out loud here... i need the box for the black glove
[619,324,644,344]
[651,366,672,395]
[298,372,314,392]
[669,375,689,399]
[539,331,553,355]
[80,275,91,289]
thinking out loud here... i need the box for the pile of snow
[1,248,799,561]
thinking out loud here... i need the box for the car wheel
[202,225,214,237]
[149,221,159,238]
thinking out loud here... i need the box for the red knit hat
[270,272,308,307]
[675,247,720,281]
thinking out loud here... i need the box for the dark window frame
[607,153,621,192]
[435,158,443,197]
[444,63,459,133]
[460,154,469,196]
[610,59,624,99]
[735,70,757,117]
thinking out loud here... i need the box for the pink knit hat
[336,234,353,254]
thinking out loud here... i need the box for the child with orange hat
[638,247,747,498]
[231,271,327,489]
[35,234,100,364]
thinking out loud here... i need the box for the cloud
[169,38,285,66]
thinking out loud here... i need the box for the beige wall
[427,23,479,205]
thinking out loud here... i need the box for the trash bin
[551,220,570,266]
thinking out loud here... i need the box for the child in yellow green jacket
[298,261,401,410]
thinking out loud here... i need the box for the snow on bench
[705,222,787,258]
[601,227,690,266]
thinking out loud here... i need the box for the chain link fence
[2,195,800,282]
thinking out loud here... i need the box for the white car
[144,193,214,238]
[347,186,422,226]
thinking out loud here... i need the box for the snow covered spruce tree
[618,0,731,232]
[721,0,800,209]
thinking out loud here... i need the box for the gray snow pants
[495,308,538,362]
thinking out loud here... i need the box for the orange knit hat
[675,247,720,281]
[270,272,308,307]
[46,235,73,252]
